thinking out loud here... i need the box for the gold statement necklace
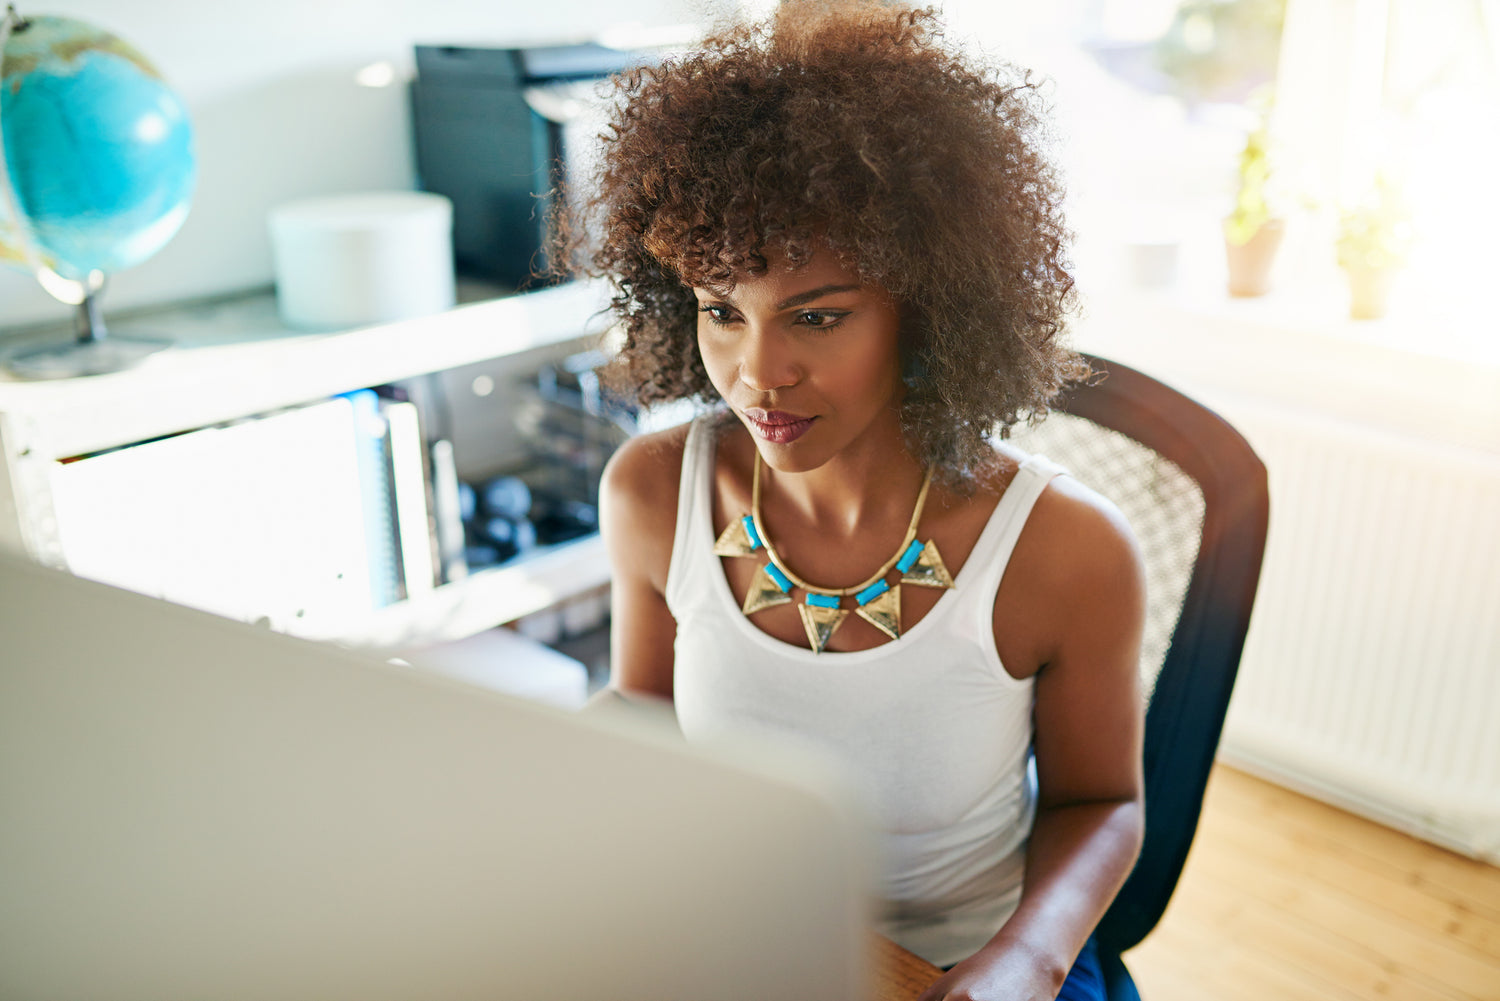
[713,453,956,653]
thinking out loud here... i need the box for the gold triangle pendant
[901,539,955,590]
[742,565,794,616]
[797,603,848,654]
[855,583,902,640]
[713,515,761,558]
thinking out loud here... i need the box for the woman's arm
[921,477,1147,1001]
[597,427,688,701]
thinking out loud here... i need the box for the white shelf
[296,533,610,650]
[0,279,621,651]
[0,279,614,460]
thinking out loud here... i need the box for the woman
[567,4,1146,999]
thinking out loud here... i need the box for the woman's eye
[797,310,847,328]
[698,304,736,326]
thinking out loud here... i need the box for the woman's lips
[743,409,815,444]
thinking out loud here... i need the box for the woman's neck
[755,414,926,538]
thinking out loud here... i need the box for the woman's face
[692,249,905,473]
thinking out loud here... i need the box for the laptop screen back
[0,553,871,1000]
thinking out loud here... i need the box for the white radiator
[1215,402,1500,861]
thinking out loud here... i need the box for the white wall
[0,0,722,328]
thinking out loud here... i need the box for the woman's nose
[738,326,800,391]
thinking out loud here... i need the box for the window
[942,0,1499,348]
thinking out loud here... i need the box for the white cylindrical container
[269,192,455,330]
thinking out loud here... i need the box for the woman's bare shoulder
[993,449,1147,675]
[1029,467,1142,585]
[1024,466,1145,644]
[988,441,1136,559]
[599,421,696,592]
[602,421,694,508]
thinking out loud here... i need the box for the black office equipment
[410,43,646,289]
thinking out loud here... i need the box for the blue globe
[0,14,195,282]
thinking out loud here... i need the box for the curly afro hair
[563,0,1088,481]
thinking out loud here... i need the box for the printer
[410,42,648,290]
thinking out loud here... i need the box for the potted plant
[1336,174,1413,320]
[1223,110,1284,297]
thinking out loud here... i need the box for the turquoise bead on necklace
[712,454,956,653]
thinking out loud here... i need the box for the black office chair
[1007,353,1270,1000]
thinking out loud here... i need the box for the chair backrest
[1006,353,1269,954]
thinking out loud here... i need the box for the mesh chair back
[1007,354,1269,956]
[1008,414,1205,702]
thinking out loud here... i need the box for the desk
[874,936,943,1000]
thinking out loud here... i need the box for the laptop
[0,552,871,1000]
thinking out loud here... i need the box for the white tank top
[666,416,1066,967]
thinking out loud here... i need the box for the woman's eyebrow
[774,284,861,310]
[694,283,863,309]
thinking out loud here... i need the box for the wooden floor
[1125,765,1500,1001]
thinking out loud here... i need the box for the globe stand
[1,279,171,381]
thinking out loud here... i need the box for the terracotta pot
[1224,218,1285,297]
[1345,264,1396,320]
